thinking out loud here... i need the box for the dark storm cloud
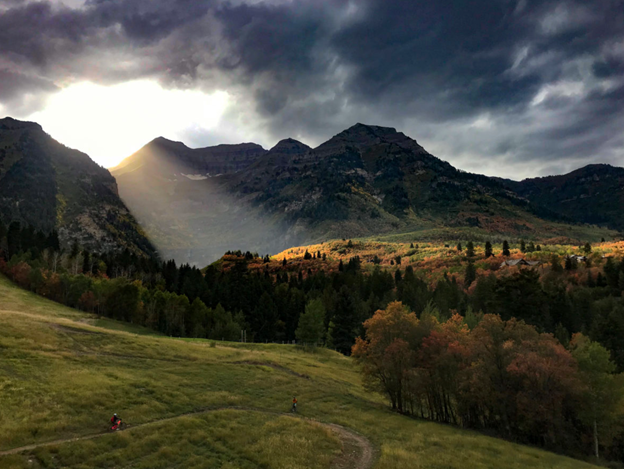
[0,0,623,177]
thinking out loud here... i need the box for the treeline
[353,302,623,460]
[2,220,624,367]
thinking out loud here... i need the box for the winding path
[0,406,375,469]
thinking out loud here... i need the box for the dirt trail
[0,406,375,469]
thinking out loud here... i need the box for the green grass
[0,274,600,469]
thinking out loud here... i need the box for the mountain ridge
[499,163,624,231]
[111,122,618,265]
[0,117,156,256]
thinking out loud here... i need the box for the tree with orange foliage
[417,314,471,423]
[352,301,423,413]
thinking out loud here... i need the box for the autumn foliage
[353,302,620,455]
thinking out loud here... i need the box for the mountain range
[0,117,155,256]
[110,123,620,265]
[1,117,620,265]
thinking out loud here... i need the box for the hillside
[0,274,599,469]
[110,137,284,266]
[0,117,155,256]
[501,164,624,231]
[112,123,614,266]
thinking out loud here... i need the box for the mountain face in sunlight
[0,118,156,256]
[112,123,604,266]
[110,137,288,266]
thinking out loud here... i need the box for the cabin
[570,255,588,263]
[500,258,541,268]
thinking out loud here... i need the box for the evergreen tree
[7,222,21,258]
[82,251,91,274]
[282,258,287,267]
[502,240,510,257]
[520,239,526,253]
[465,262,477,287]
[484,241,493,258]
[304,250,312,260]
[70,241,80,259]
[551,255,563,273]
[331,286,361,355]
[565,256,577,271]
[394,269,402,284]
[295,299,326,346]
[527,241,535,252]
[457,243,462,252]
[466,241,475,257]
[584,242,592,254]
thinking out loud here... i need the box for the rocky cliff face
[0,117,156,256]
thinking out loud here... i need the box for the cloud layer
[0,0,623,178]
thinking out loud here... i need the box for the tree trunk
[594,419,599,459]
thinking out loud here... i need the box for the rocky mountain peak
[269,138,311,154]
[316,122,426,156]
[0,116,43,132]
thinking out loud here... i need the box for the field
[0,274,601,469]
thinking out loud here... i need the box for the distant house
[500,258,541,268]
[570,255,588,263]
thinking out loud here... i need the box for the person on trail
[292,397,298,413]
[110,413,121,430]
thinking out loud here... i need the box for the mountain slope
[0,274,600,469]
[0,117,155,255]
[111,137,288,265]
[500,164,624,231]
[112,124,615,265]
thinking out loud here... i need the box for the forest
[1,220,624,460]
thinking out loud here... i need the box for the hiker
[110,413,122,430]
[292,397,298,413]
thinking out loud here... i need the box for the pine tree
[565,256,577,271]
[584,242,592,254]
[282,258,287,267]
[551,255,563,273]
[82,251,91,274]
[331,286,361,355]
[465,261,477,287]
[394,269,402,284]
[457,242,462,252]
[484,241,493,258]
[520,239,526,253]
[70,241,80,259]
[295,299,326,346]
[466,241,475,257]
[502,240,510,257]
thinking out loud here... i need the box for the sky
[0,0,623,178]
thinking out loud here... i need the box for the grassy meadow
[0,274,601,469]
